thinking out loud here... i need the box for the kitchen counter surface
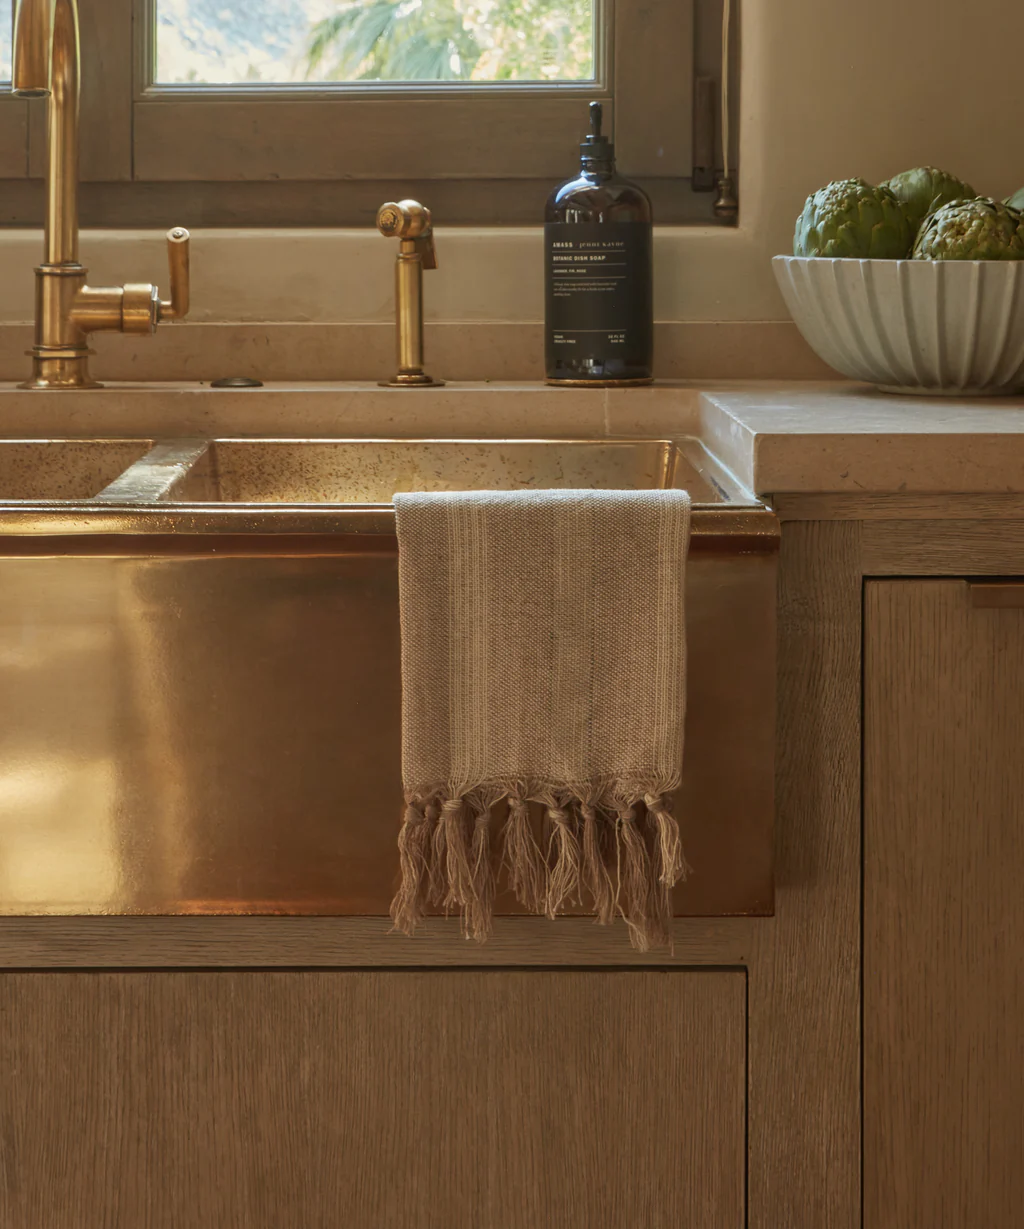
[1,378,1022,498]
[698,383,1024,496]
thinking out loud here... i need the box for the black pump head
[580,99,614,167]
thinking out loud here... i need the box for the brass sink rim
[0,436,768,539]
[159,434,758,509]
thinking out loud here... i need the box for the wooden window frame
[0,0,737,225]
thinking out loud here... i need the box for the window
[0,0,738,225]
[155,1,597,85]
[1,11,11,81]
[1,2,27,176]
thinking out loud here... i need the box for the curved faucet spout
[13,0,80,266]
[13,0,56,95]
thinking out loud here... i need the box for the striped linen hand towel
[390,486,691,950]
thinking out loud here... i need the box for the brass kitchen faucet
[13,0,190,388]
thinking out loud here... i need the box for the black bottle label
[545,221,653,381]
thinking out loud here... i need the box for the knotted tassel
[440,797,474,917]
[502,792,547,913]
[645,791,690,887]
[390,798,433,934]
[428,797,448,906]
[467,800,495,941]
[616,804,655,951]
[581,802,616,925]
[545,801,581,919]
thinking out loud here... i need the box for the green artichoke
[913,198,1024,260]
[882,166,976,236]
[1005,187,1024,211]
[794,179,913,259]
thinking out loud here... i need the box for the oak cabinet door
[0,968,746,1229]
[864,580,1024,1229]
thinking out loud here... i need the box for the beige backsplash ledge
[0,320,833,385]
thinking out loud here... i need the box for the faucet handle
[159,227,190,321]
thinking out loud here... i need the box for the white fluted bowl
[773,256,1024,395]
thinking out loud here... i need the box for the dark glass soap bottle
[545,101,653,386]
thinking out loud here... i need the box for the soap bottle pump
[544,101,654,386]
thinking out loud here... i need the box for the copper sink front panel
[0,525,775,918]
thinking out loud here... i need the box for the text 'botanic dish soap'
[545,101,653,386]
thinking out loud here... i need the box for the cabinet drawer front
[0,968,746,1229]
[0,544,774,918]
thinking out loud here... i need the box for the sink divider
[94,440,211,504]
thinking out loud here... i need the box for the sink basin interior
[0,439,154,501]
[0,437,754,509]
[165,439,739,505]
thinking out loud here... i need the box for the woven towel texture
[391,487,691,950]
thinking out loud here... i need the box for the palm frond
[307,2,404,80]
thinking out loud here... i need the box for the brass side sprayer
[12,0,191,388]
[376,200,443,388]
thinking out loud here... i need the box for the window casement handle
[376,201,444,388]
[70,227,191,336]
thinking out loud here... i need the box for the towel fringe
[426,799,446,906]
[581,803,616,925]
[389,799,431,934]
[502,793,546,914]
[440,798,473,919]
[390,787,686,950]
[646,791,691,887]
[468,801,495,941]
[542,798,581,918]
[616,804,654,951]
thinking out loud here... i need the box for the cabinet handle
[969,582,1024,609]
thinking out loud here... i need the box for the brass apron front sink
[0,436,777,922]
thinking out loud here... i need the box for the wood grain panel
[774,493,1024,522]
[0,914,757,967]
[0,968,746,1229]
[864,580,1024,1229]
[747,521,862,1229]
[862,519,1024,574]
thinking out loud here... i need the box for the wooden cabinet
[0,969,745,1229]
[864,580,1024,1229]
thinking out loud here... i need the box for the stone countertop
[1,379,1022,498]
[698,384,1024,496]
